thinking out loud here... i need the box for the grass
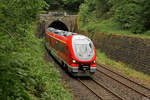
[40,10,48,14]
[29,28,72,100]
[96,50,150,88]
[79,18,150,38]
[29,31,72,100]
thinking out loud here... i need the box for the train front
[69,35,96,76]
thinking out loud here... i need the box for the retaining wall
[81,31,150,75]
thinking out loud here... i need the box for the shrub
[79,0,150,34]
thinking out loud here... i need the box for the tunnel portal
[49,20,69,31]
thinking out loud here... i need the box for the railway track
[96,63,150,99]
[77,78,125,100]
[48,50,150,100]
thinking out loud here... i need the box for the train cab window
[72,35,94,61]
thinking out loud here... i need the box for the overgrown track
[96,63,150,99]
[77,78,124,100]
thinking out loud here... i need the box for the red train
[45,28,96,76]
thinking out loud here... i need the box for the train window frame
[72,35,95,61]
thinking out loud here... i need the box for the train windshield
[72,35,94,61]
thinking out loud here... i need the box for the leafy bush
[44,0,84,13]
[113,1,144,33]
[79,0,150,34]
[0,0,72,99]
[79,0,96,27]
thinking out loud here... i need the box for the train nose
[72,35,95,61]
[68,64,96,76]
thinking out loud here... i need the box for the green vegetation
[0,0,72,99]
[79,0,150,35]
[44,0,84,13]
[80,18,133,34]
[96,50,150,87]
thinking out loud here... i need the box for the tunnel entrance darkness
[49,20,69,31]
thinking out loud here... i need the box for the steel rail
[78,78,125,100]
[96,63,150,99]
[77,78,104,100]
[90,78,125,100]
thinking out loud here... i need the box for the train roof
[47,27,77,37]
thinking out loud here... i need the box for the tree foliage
[44,0,84,12]
[44,0,63,10]
[0,0,72,100]
[79,0,96,25]
[79,0,150,33]
[0,0,45,99]
[62,0,84,12]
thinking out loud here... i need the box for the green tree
[0,0,47,99]
[44,0,63,10]
[113,0,150,33]
[62,0,84,12]
[79,0,96,25]
[44,0,84,12]
[79,0,150,34]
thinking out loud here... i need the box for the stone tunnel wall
[81,31,150,75]
[40,12,78,33]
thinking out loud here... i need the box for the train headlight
[72,60,76,63]
[93,60,96,63]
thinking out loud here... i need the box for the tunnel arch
[49,20,69,31]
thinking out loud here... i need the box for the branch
[0,27,14,39]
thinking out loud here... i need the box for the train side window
[51,38,54,48]
[66,46,70,56]
[52,40,56,49]
[49,37,51,45]
[58,43,61,52]
[55,41,58,50]
[59,43,62,52]
[60,44,64,53]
